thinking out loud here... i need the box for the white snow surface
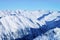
[0,10,60,40]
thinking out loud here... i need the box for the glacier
[0,10,60,40]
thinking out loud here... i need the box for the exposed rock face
[0,10,60,40]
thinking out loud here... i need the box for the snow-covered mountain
[0,10,60,40]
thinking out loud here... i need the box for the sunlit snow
[0,10,60,40]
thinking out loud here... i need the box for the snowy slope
[0,10,60,40]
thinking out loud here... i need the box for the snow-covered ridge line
[0,10,59,17]
[0,10,60,40]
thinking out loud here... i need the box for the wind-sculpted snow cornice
[0,10,60,40]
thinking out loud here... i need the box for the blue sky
[0,0,60,10]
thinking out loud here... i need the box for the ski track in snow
[0,10,60,40]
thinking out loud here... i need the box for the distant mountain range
[0,10,60,40]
